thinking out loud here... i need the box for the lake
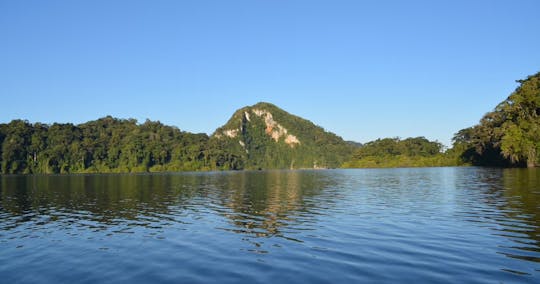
[1,167,539,283]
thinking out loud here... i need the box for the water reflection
[1,174,190,230]
[0,171,338,238]
[447,168,540,267]
[212,170,339,239]
[500,169,540,263]
[1,168,540,282]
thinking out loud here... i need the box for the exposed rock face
[252,108,300,147]
[216,107,300,148]
[285,135,300,145]
[223,129,238,138]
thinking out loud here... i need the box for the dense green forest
[0,103,355,174]
[342,137,459,168]
[1,72,538,174]
[0,117,210,174]
[343,72,539,169]
[452,72,540,168]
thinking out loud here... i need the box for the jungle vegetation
[452,72,539,168]
[0,117,210,174]
[343,72,539,168]
[342,137,458,168]
[0,103,355,174]
[0,72,538,174]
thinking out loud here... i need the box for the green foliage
[351,137,443,158]
[6,79,535,175]
[453,72,540,167]
[1,120,34,174]
[0,103,356,173]
[0,116,210,174]
[342,137,457,168]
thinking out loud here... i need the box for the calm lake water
[1,167,539,283]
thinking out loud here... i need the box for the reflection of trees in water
[214,170,337,238]
[0,174,205,230]
[500,169,540,262]
[470,168,540,264]
[0,171,338,238]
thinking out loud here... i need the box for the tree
[500,73,540,167]
[1,120,33,173]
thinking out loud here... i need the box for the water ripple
[0,168,540,283]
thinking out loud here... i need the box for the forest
[0,117,210,174]
[452,72,539,168]
[344,72,539,168]
[0,102,355,174]
[342,137,458,168]
[0,72,538,174]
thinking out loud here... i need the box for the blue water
[1,167,539,283]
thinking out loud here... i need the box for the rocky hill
[206,102,355,170]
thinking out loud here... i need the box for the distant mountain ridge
[206,102,356,170]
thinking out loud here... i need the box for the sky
[1,0,539,147]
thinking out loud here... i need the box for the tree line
[0,106,355,174]
[0,117,210,174]
[1,72,538,173]
[342,137,458,168]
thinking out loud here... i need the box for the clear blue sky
[1,0,539,147]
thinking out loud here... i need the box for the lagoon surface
[1,168,539,283]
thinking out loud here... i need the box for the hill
[206,102,355,170]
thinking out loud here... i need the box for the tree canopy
[0,103,356,174]
[0,117,209,174]
[342,137,456,168]
[452,72,540,167]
